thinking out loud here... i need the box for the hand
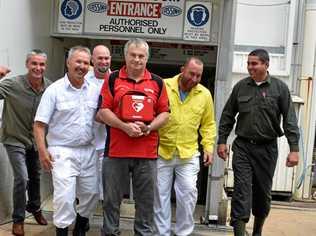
[39,150,53,172]
[203,152,213,166]
[0,65,10,78]
[286,152,299,167]
[134,121,151,136]
[217,144,228,161]
[123,122,143,137]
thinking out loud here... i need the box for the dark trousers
[5,144,41,223]
[230,137,278,225]
[102,157,156,236]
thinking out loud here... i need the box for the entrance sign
[84,0,184,39]
[54,0,215,43]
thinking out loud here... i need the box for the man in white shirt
[33,46,99,236]
[85,45,111,200]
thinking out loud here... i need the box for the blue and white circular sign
[187,4,209,27]
[61,0,83,20]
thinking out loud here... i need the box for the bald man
[85,45,112,200]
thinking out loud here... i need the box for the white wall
[0,0,54,78]
[302,1,316,77]
[295,0,316,199]
[232,0,298,79]
[235,0,290,47]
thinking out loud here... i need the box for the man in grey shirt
[0,49,51,236]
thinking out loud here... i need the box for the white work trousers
[154,154,200,236]
[96,149,104,200]
[49,145,99,228]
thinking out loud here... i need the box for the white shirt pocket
[85,100,98,124]
[56,101,78,111]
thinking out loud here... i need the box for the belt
[238,136,275,145]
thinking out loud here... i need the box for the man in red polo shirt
[97,38,169,236]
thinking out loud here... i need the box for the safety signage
[183,1,212,41]
[55,0,213,42]
[58,0,84,34]
[84,0,184,39]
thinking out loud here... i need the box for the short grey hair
[68,46,91,59]
[26,49,47,63]
[124,38,149,58]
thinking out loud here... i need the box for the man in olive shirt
[217,49,299,236]
[0,50,51,236]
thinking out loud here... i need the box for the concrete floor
[1,200,316,235]
[261,206,316,236]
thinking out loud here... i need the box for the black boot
[56,227,68,236]
[72,214,89,236]
[233,220,246,236]
[252,217,265,236]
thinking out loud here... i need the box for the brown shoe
[12,222,24,236]
[32,210,48,225]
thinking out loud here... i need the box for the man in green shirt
[0,49,51,236]
[217,49,299,236]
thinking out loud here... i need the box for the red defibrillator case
[119,91,154,122]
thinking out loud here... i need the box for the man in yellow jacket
[154,57,216,236]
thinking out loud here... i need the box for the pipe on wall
[290,0,306,94]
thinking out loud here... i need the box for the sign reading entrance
[84,0,183,39]
[55,0,213,42]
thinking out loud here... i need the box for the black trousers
[230,137,278,225]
